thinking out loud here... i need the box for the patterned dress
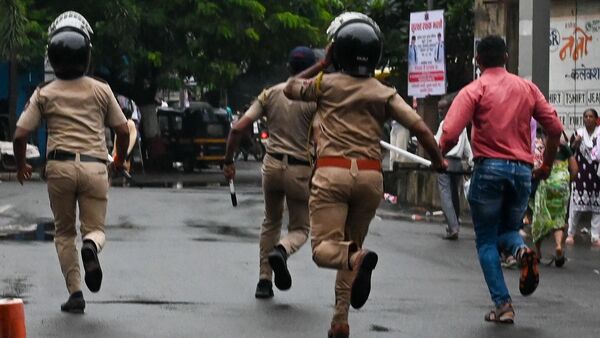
[570,127,600,214]
[532,160,570,242]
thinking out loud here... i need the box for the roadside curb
[376,202,474,227]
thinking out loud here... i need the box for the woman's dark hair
[476,35,507,68]
[584,108,599,118]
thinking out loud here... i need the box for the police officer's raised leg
[47,160,86,313]
[77,160,109,293]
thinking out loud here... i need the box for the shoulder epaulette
[37,79,54,90]
[90,76,108,84]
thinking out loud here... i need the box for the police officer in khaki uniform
[284,14,447,338]
[13,11,129,313]
[223,47,317,298]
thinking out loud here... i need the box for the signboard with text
[549,15,600,132]
[407,10,446,98]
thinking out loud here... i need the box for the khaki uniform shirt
[286,72,422,160]
[17,76,126,160]
[244,82,316,160]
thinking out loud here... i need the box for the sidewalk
[0,161,263,187]
[376,198,474,227]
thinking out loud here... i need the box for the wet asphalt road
[1,163,600,338]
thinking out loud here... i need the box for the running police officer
[223,46,317,298]
[283,13,447,338]
[13,11,130,313]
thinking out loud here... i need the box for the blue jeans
[468,159,531,306]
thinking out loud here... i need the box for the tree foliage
[0,0,29,138]
[3,0,474,105]
[0,0,27,56]
[346,0,474,95]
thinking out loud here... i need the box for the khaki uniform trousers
[309,162,383,325]
[46,157,109,294]
[259,153,311,281]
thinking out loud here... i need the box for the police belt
[47,150,108,164]
[316,157,381,171]
[268,153,310,166]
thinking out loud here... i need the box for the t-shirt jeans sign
[407,10,446,98]
[549,14,600,132]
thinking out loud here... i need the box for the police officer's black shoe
[268,245,291,290]
[350,249,378,309]
[255,279,274,299]
[60,291,85,313]
[81,240,103,293]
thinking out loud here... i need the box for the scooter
[236,121,265,161]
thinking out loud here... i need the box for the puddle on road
[1,277,32,299]
[88,299,198,306]
[185,220,258,242]
[105,216,142,230]
[370,324,391,332]
[0,220,54,241]
[192,237,221,242]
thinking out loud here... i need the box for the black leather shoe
[255,279,274,299]
[350,249,378,309]
[268,246,291,290]
[81,240,103,293]
[60,291,85,313]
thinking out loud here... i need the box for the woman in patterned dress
[532,139,577,266]
[567,108,600,247]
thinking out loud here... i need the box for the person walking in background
[531,133,577,267]
[389,120,411,170]
[439,35,563,324]
[567,108,600,247]
[435,93,473,240]
[223,46,317,299]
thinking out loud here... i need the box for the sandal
[518,248,539,296]
[484,303,514,324]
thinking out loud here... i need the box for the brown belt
[316,157,381,171]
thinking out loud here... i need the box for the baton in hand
[380,140,472,175]
[229,179,238,207]
[380,140,431,166]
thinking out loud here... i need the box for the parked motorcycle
[236,120,266,161]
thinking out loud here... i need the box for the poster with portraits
[407,10,446,98]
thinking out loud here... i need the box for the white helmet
[48,11,93,40]
[326,12,381,42]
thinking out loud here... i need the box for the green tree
[9,0,474,107]
[0,0,28,139]
[23,0,335,105]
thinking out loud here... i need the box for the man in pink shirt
[440,35,563,324]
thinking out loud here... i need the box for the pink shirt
[440,67,563,164]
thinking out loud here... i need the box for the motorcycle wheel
[253,144,265,161]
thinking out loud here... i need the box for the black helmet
[47,11,93,80]
[328,13,382,77]
[47,28,91,79]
